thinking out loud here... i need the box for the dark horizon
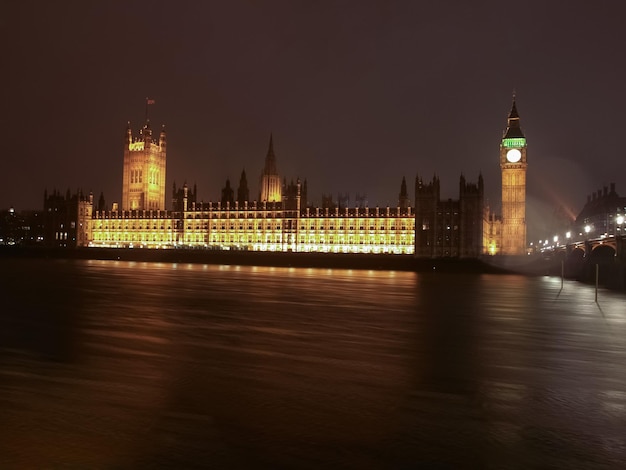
[3,1,625,243]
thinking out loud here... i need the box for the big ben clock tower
[500,95,527,255]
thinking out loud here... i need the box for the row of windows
[95,225,172,230]
[130,169,143,184]
[187,212,286,219]
[176,223,416,231]
[94,211,170,219]
[92,225,416,235]
[173,242,415,254]
[148,169,160,185]
[94,213,415,224]
[186,211,413,220]
[93,234,173,242]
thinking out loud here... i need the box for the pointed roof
[263,133,278,175]
[400,176,407,195]
[503,94,525,139]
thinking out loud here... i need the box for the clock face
[506,148,522,163]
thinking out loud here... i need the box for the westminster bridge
[540,234,626,290]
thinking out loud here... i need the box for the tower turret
[221,178,235,205]
[399,176,409,209]
[125,122,132,146]
[237,169,250,204]
[142,120,153,147]
[121,106,167,211]
[159,125,166,152]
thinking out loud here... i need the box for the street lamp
[617,215,625,236]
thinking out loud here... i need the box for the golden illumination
[129,142,145,151]
[85,206,415,254]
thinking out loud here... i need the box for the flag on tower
[146,98,155,105]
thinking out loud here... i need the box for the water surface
[1,259,625,468]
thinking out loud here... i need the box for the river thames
[1,258,625,469]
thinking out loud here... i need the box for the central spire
[264,133,278,174]
[260,133,281,203]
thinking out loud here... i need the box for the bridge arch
[589,243,616,258]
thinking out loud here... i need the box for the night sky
[2,1,625,241]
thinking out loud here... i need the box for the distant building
[0,207,44,245]
[414,174,484,257]
[43,189,92,248]
[573,183,626,238]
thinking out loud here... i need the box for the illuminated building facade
[48,111,497,257]
[86,190,416,254]
[81,124,419,253]
[483,208,502,256]
[499,96,527,255]
[122,121,167,211]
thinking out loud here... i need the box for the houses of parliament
[43,99,528,257]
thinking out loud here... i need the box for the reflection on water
[1,258,625,468]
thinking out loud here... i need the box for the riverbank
[0,245,542,274]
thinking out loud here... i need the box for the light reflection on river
[1,258,625,469]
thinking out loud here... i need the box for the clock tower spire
[500,94,527,255]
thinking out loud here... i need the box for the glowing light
[129,142,145,151]
[502,138,527,148]
[506,148,522,163]
[87,208,417,254]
